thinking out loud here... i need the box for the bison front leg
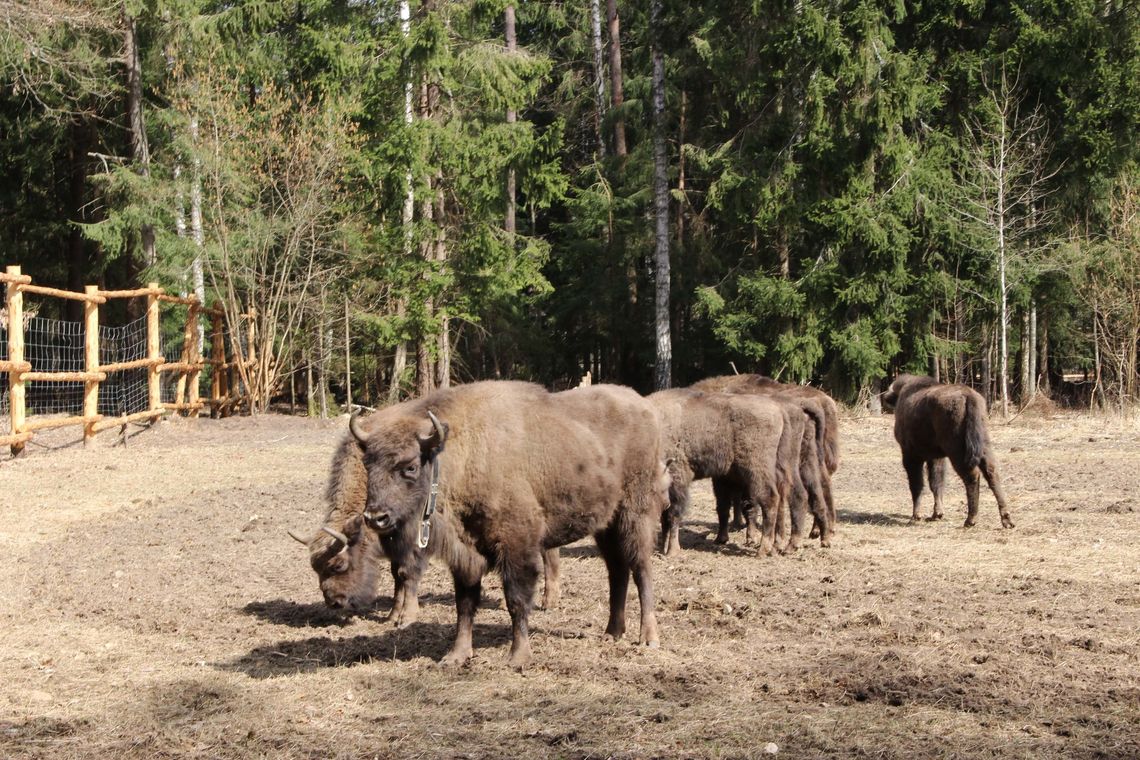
[440,571,482,667]
[904,455,925,522]
[926,458,947,521]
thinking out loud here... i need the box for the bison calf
[881,374,1014,529]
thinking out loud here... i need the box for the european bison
[693,375,839,545]
[289,431,429,624]
[650,388,808,556]
[345,380,668,668]
[881,374,1015,528]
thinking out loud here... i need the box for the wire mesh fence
[3,266,249,451]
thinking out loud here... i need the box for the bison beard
[346,380,667,669]
[881,374,1015,529]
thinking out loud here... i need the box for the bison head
[349,409,448,538]
[290,513,384,611]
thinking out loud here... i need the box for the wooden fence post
[6,265,26,455]
[146,283,161,420]
[186,301,201,418]
[83,285,100,443]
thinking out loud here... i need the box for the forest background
[2,0,1137,415]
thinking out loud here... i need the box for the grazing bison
[344,380,668,668]
[289,431,430,624]
[881,374,1015,528]
[291,423,567,624]
[693,375,839,544]
[650,389,811,557]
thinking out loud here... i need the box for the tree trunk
[981,323,993,405]
[344,295,352,411]
[590,0,606,157]
[677,89,685,242]
[1038,310,1050,395]
[605,0,627,158]
[1019,308,1030,404]
[189,117,206,351]
[1029,299,1037,397]
[505,4,517,236]
[390,0,414,403]
[67,119,91,324]
[650,0,670,390]
[123,7,155,270]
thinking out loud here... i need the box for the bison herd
[289,373,1014,668]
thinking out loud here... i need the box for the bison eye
[400,462,420,480]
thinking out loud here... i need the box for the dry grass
[0,411,1137,759]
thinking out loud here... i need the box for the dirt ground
[0,407,1137,759]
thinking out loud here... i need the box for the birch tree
[960,65,1058,417]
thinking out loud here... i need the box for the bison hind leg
[925,458,947,521]
[903,455,925,522]
[500,551,543,669]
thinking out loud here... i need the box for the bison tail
[963,393,989,471]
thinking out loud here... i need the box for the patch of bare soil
[0,411,1137,758]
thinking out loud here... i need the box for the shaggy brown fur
[293,425,561,626]
[650,389,807,557]
[693,375,840,540]
[292,431,429,624]
[881,374,1015,528]
[349,380,668,668]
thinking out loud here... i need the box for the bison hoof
[642,639,660,649]
[438,649,473,667]
[1001,516,1016,529]
[925,513,944,522]
[730,520,746,531]
[808,527,821,539]
[963,519,977,528]
[910,515,922,523]
[714,533,730,545]
[819,539,831,549]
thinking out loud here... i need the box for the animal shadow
[676,522,756,557]
[836,509,919,527]
[219,621,513,678]
[241,598,394,629]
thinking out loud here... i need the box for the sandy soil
[0,408,1137,759]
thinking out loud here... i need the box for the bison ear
[417,410,449,453]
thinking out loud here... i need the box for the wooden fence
[2,265,250,456]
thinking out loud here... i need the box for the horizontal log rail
[97,287,163,299]
[90,408,168,433]
[157,362,200,373]
[0,431,34,447]
[0,360,32,373]
[21,370,108,382]
[23,414,104,432]
[99,357,166,373]
[161,401,204,411]
[0,271,31,285]
[18,283,107,304]
[157,293,199,306]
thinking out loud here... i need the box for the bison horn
[321,526,349,545]
[419,409,447,449]
[288,529,316,545]
[349,412,369,444]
